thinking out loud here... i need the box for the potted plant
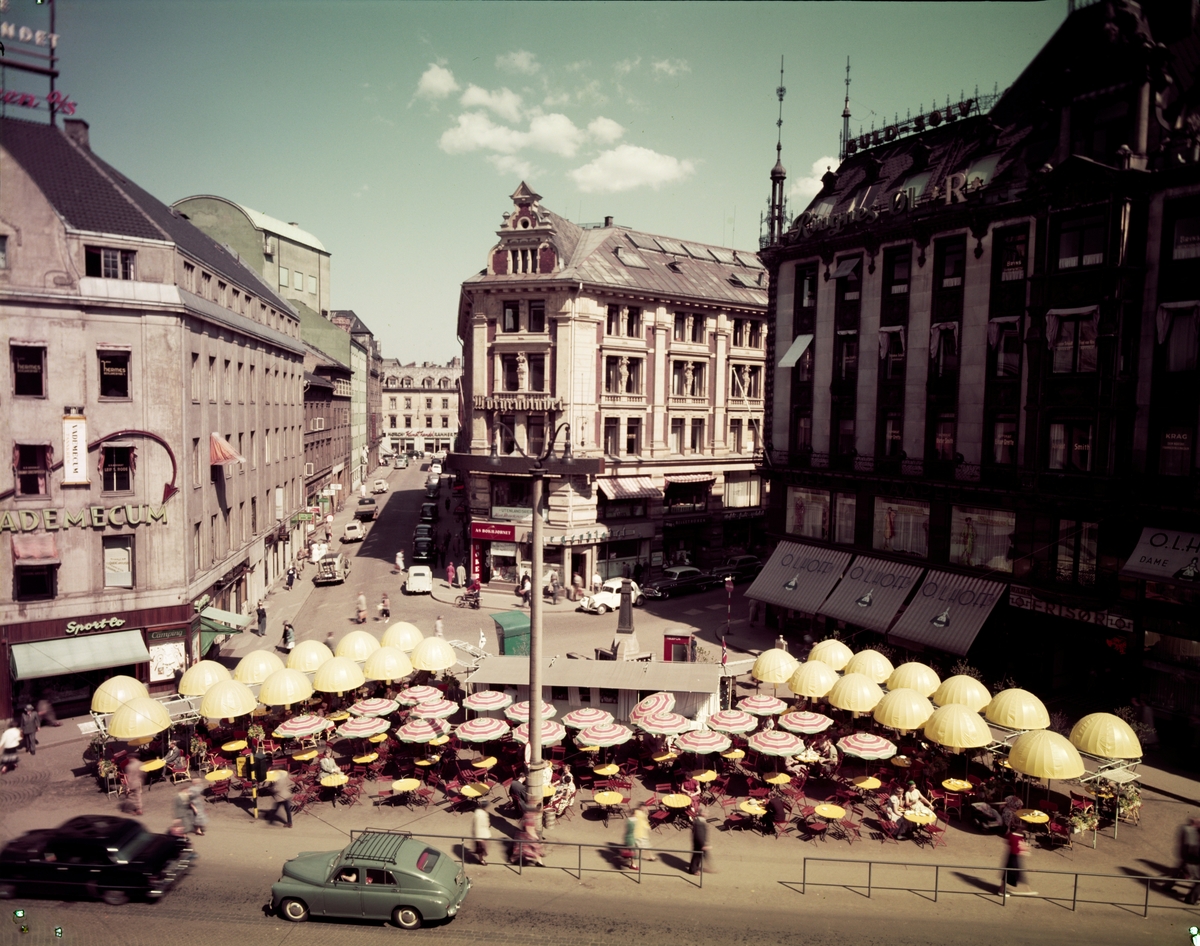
[247,723,265,747]
[97,758,118,790]
[1067,807,1099,835]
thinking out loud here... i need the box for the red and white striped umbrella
[398,685,442,706]
[635,711,689,736]
[396,717,450,744]
[412,698,459,720]
[337,716,390,739]
[748,730,806,757]
[349,698,400,718]
[273,714,334,739]
[779,711,834,735]
[837,732,898,760]
[630,691,675,721]
[456,717,510,743]
[707,710,757,734]
[505,700,557,723]
[738,694,789,716]
[514,720,567,745]
[675,729,732,754]
[463,689,513,712]
[561,708,614,729]
[577,723,634,748]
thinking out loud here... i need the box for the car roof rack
[346,828,414,863]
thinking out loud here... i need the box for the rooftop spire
[766,56,788,246]
[840,56,852,161]
[773,55,787,175]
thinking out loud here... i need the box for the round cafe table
[903,810,937,825]
[327,711,351,722]
[593,763,619,777]
[814,803,846,821]
[393,778,421,793]
[890,756,912,769]
[593,790,625,826]
[471,756,498,770]
[662,793,693,809]
[692,769,718,783]
[652,751,678,764]
[853,776,882,791]
[321,773,349,788]
[368,733,388,744]
[739,800,767,817]
[795,750,821,764]
[460,782,492,799]
[996,758,1013,771]
[429,735,450,746]
[721,749,745,760]
[292,749,318,762]
[222,740,248,753]
[1017,808,1049,825]
[205,768,233,782]
[414,757,440,767]
[140,759,166,773]
[942,778,973,793]
[539,783,557,797]
[576,744,601,753]
[353,752,378,765]
[764,772,791,786]
[265,769,285,782]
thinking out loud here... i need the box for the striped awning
[817,556,924,632]
[664,473,716,485]
[746,541,851,613]
[597,476,663,501]
[888,571,1006,655]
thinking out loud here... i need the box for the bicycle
[454,592,481,610]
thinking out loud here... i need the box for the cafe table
[539,782,558,797]
[471,756,498,770]
[1017,808,1049,826]
[392,777,422,807]
[692,769,718,783]
[814,803,846,822]
[721,749,745,761]
[903,809,938,842]
[942,779,973,793]
[429,735,450,747]
[205,768,234,782]
[265,769,285,782]
[852,776,882,791]
[326,711,351,722]
[414,757,440,767]
[353,752,379,765]
[367,733,388,744]
[764,772,791,786]
[662,793,693,809]
[222,740,248,753]
[890,756,913,769]
[996,758,1013,771]
[140,758,166,773]
[575,744,601,753]
[292,749,318,762]
[652,751,678,764]
[460,782,492,799]
[593,790,626,827]
[739,800,768,817]
[795,750,821,764]
[321,771,349,805]
[593,763,620,777]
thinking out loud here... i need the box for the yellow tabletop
[576,744,601,753]
[764,772,791,786]
[368,733,388,744]
[853,776,882,791]
[140,759,166,773]
[997,758,1012,770]
[222,740,248,753]
[662,793,693,809]
[890,756,912,768]
[1086,787,1114,799]
[739,800,767,816]
[594,790,624,806]
[265,769,285,782]
[471,756,498,770]
[942,779,973,793]
[327,711,351,722]
[652,751,678,763]
[292,749,318,762]
[692,769,718,783]
[593,763,619,776]
[721,749,745,760]
[414,758,437,767]
[795,751,821,764]
[321,772,350,787]
[392,778,421,793]
[540,783,557,797]
[429,735,450,746]
[353,752,379,764]
[903,810,937,825]
[1017,808,1050,824]
[814,803,846,820]
[205,768,233,782]
[461,782,492,799]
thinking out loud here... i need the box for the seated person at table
[680,778,701,799]
[767,794,789,825]
[319,748,342,777]
[815,737,838,775]
[784,754,808,777]
[884,787,912,838]
[903,780,934,815]
[163,743,183,768]
[508,773,530,812]
[546,770,577,816]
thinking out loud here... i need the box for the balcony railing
[600,392,647,407]
[668,395,709,409]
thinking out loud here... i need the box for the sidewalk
[428,583,584,615]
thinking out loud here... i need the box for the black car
[412,537,434,563]
[413,523,434,542]
[419,502,438,523]
[354,498,378,521]
[710,555,764,583]
[0,815,193,905]
[642,566,721,600]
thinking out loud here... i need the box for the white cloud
[496,50,540,75]
[488,154,535,179]
[439,112,527,154]
[414,63,459,100]
[542,91,571,108]
[568,145,695,194]
[587,116,624,145]
[460,85,524,124]
[651,58,690,78]
[613,57,641,78]
[526,112,587,157]
[788,156,839,202]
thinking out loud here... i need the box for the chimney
[604,216,614,227]
[63,119,90,150]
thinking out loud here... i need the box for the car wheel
[659,590,670,600]
[595,604,609,614]
[393,906,422,930]
[635,595,645,606]
[0,882,15,899]
[101,889,129,906]
[280,898,309,922]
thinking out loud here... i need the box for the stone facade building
[302,342,352,517]
[381,357,462,456]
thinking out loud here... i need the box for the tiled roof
[329,308,375,336]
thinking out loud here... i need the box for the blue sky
[43,1,1066,363]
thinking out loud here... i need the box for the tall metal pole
[526,467,547,820]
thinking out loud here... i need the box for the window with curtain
[603,417,621,455]
[994,325,1021,377]
[103,535,134,588]
[529,301,546,333]
[1164,311,1198,372]
[882,413,903,458]
[786,487,829,538]
[992,417,1018,465]
[671,361,686,395]
[950,506,1015,572]
[834,494,857,545]
[880,328,906,380]
[724,473,761,508]
[626,306,641,337]
[873,498,929,557]
[671,417,684,454]
[689,419,705,453]
[932,414,956,461]
[729,418,743,453]
[529,354,545,391]
[15,444,49,495]
[673,314,687,341]
[625,418,641,455]
[502,301,520,332]
[837,335,858,382]
[1057,216,1106,269]
[607,305,621,336]
[1048,421,1093,472]
[793,414,812,452]
[102,446,133,492]
[527,417,545,456]
[1052,318,1098,373]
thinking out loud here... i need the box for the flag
[721,636,728,671]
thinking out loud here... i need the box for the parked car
[429,462,443,476]
[354,498,378,521]
[642,566,721,600]
[271,828,469,930]
[405,565,434,595]
[371,479,389,494]
[710,555,763,583]
[313,552,352,584]
[394,456,408,469]
[0,815,194,905]
[419,502,438,523]
[412,538,434,563]
[426,473,441,490]
[413,523,434,542]
[341,521,365,543]
[578,578,645,613]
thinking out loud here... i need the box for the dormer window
[509,247,538,274]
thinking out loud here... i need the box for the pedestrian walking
[1001,828,1035,896]
[286,564,296,591]
[19,704,38,755]
[434,615,445,638]
[510,810,544,867]
[747,599,760,626]
[456,563,466,589]
[123,760,143,816]
[592,571,602,594]
[269,770,295,827]
[1178,817,1200,903]
[256,600,268,637]
[395,551,405,574]
[380,593,390,621]
[446,562,456,587]
[356,592,368,624]
[189,778,208,835]
[174,787,195,835]
[549,572,560,605]
[281,621,296,653]
[689,811,713,874]
[36,698,61,727]
[0,720,20,774]
[472,800,493,865]
[571,573,583,602]
[621,806,642,871]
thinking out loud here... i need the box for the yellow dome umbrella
[923,703,992,751]
[177,660,231,697]
[108,697,171,740]
[234,649,285,685]
[287,639,333,673]
[91,675,149,714]
[873,688,935,733]
[808,638,852,672]
[932,674,992,713]
[1069,713,1142,759]
[887,662,941,698]
[258,668,314,708]
[312,656,366,695]
[410,637,457,673]
[752,648,800,685]
[827,672,884,714]
[199,679,258,721]
[1009,729,1085,780]
[363,646,414,684]
[787,660,839,699]
[335,630,381,662]
[382,621,424,652]
[985,688,1050,731]
[844,649,894,685]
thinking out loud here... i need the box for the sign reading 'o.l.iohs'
[917,577,997,608]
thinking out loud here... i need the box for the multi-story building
[754,1,1200,732]
[381,357,462,457]
[451,184,768,586]
[0,118,307,715]
[330,310,384,474]
[302,342,352,518]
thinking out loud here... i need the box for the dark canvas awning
[817,556,924,632]
[746,541,851,614]
[11,533,60,565]
[664,473,716,485]
[1120,527,1200,585]
[11,629,150,680]
[597,477,663,501]
[888,571,1006,656]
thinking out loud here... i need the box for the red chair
[649,808,672,831]
[801,820,828,843]
[876,818,901,844]
[835,818,861,844]
[941,793,963,821]
[1046,817,1073,851]
[722,812,748,832]
[924,821,948,849]
[206,780,230,803]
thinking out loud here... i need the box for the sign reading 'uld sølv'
[0,504,168,533]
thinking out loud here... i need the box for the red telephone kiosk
[663,634,694,662]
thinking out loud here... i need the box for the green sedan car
[271,830,469,930]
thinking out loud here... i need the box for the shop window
[786,487,829,539]
[670,417,684,454]
[834,494,857,545]
[724,473,760,508]
[103,535,134,588]
[15,444,49,496]
[603,417,621,455]
[15,565,56,600]
[1057,216,1106,269]
[599,499,645,520]
[1051,317,1098,373]
[1048,421,1093,472]
[502,301,520,333]
[689,419,705,453]
[873,498,929,557]
[493,477,531,507]
[85,246,136,280]
[626,306,641,337]
[950,506,1015,572]
[991,417,1018,465]
[12,345,45,397]
[98,351,130,399]
[625,418,641,456]
[599,688,618,704]
[607,305,621,336]
[673,313,687,342]
[1163,310,1198,372]
[1159,428,1193,476]
[1057,520,1098,585]
[102,446,133,492]
[1173,215,1200,261]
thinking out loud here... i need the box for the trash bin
[492,612,531,656]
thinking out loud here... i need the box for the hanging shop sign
[0,504,168,532]
[61,407,88,485]
[472,522,517,541]
[0,88,76,114]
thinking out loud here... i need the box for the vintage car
[371,479,389,494]
[412,538,434,563]
[405,565,433,595]
[0,815,194,905]
[429,462,443,476]
[313,552,352,584]
[342,521,365,543]
[709,555,763,583]
[419,502,438,523]
[354,498,379,521]
[272,829,468,930]
[642,566,721,600]
[394,456,408,469]
[578,578,646,613]
[413,523,434,542]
